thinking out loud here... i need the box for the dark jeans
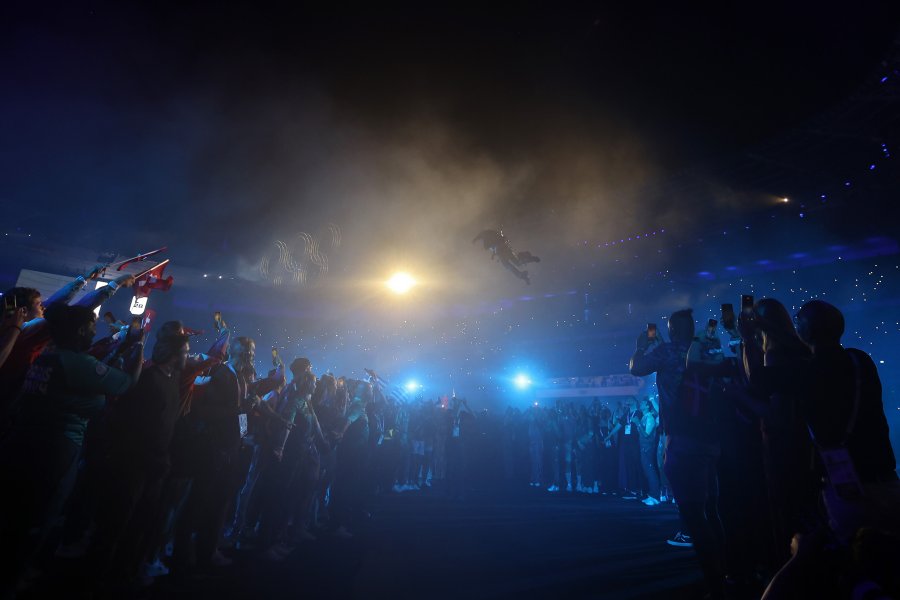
[88,463,166,583]
[446,437,466,498]
[639,442,660,499]
[0,434,80,590]
[173,449,234,569]
[618,434,641,491]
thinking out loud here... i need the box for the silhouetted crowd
[499,398,667,504]
[0,265,898,599]
[623,302,899,599]
[0,266,488,597]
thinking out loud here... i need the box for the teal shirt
[18,348,133,445]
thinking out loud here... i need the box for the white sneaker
[547,485,559,492]
[642,497,661,506]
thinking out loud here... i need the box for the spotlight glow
[387,272,416,294]
[405,379,421,392]
[514,373,532,390]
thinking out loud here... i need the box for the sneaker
[391,484,403,493]
[666,532,693,547]
[642,497,660,506]
[566,484,573,492]
[547,485,559,492]
[659,494,668,503]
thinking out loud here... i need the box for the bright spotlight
[514,373,532,390]
[782,197,790,203]
[387,272,416,294]
[405,379,420,392]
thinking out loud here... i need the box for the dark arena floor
[28,486,715,600]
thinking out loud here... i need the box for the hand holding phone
[3,294,17,317]
[737,297,759,342]
[721,303,736,331]
[2,305,26,330]
[741,295,754,314]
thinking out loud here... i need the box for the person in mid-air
[472,229,540,284]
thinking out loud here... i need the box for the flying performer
[472,229,540,284]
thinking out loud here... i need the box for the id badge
[624,424,632,435]
[238,413,248,438]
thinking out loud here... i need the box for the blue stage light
[514,373,532,390]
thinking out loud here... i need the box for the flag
[364,369,411,404]
[207,329,230,360]
[134,259,174,299]
[113,247,167,271]
[141,309,157,333]
[386,384,410,404]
